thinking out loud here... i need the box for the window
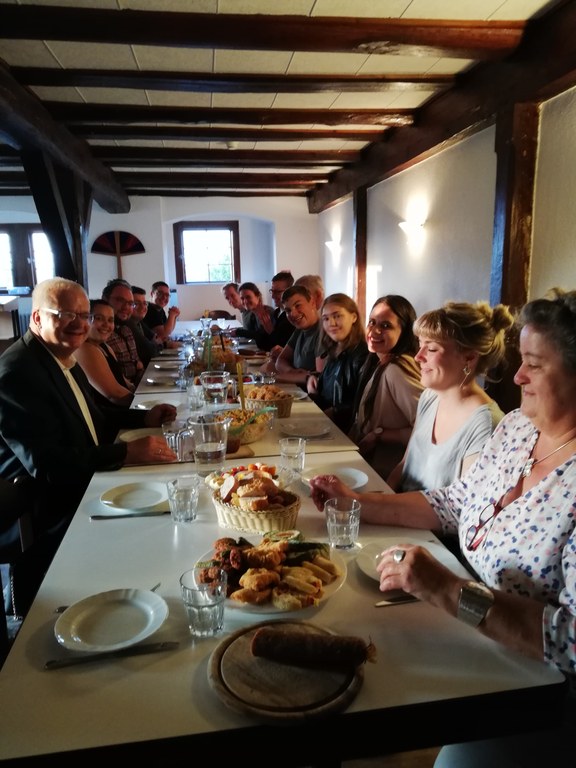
[173,221,240,284]
[0,225,55,290]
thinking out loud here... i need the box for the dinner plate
[356,538,470,582]
[118,428,162,442]
[245,356,269,365]
[280,420,331,439]
[157,348,181,357]
[54,588,169,652]
[196,549,346,614]
[145,376,179,386]
[301,465,368,490]
[153,361,182,370]
[100,481,168,512]
[280,387,308,401]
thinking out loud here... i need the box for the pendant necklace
[521,434,576,478]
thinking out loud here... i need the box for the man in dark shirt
[144,281,180,343]
[252,270,294,352]
[129,285,163,365]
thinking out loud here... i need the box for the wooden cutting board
[208,619,363,721]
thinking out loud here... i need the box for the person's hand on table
[309,474,356,511]
[125,435,177,464]
[376,543,457,603]
[306,374,318,394]
[144,403,177,426]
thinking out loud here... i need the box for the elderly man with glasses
[0,277,177,613]
[101,278,144,385]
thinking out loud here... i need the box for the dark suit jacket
[0,331,148,542]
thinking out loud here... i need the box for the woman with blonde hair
[308,293,369,431]
[386,300,514,492]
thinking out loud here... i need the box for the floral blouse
[423,408,576,675]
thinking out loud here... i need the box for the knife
[374,595,419,607]
[44,641,179,670]
[90,510,170,520]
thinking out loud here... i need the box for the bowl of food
[214,407,273,445]
[245,384,294,418]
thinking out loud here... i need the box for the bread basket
[212,489,301,533]
[245,385,294,418]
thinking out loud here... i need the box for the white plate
[100,481,168,512]
[153,361,181,370]
[145,375,179,386]
[356,538,470,582]
[280,387,308,400]
[301,465,368,490]
[118,428,162,442]
[54,589,169,652]
[197,549,346,614]
[280,420,331,439]
[157,349,181,357]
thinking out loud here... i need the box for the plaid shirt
[107,323,140,383]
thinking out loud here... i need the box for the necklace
[521,435,576,478]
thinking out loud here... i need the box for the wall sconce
[398,219,425,236]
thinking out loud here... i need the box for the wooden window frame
[173,220,241,285]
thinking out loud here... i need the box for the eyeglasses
[465,499,503,551]
[269,288,284,295]
[41,308,94,324]
[109,297,136,308]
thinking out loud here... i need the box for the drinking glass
[167,475,200,522]
[324,498,361,550]
[180,567,228,638]
[279,437,306,474]
[200,371,230,407]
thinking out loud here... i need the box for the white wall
[88,195,320,318]
[531,85,576,299]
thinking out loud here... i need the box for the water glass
[167,475,201,522]
[324,498,361,550]
[162,419,185,452]
[180,567,227,637]
[200,371,230,407]
[186,382,205,410]
[187,415,230,475]
[279,437,306,474]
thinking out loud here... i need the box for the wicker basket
[245,394,293,419]
[212,490,300,533]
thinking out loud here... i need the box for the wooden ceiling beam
[69,125,386,143]
[2,6,524,60]
[45,102,414,128]
[0,63,129,213]
[90,147,360,167]
[12,67,454,94]
[0,170,325,189]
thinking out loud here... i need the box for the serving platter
[301,465,368,490]
[196,549,346,614]
[280,420,331,439]
[54,588,169,652]
[208,620,363,720]
[99,481,168,513]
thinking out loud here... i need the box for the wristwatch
[457,581,494,627]
[373,427,384,436]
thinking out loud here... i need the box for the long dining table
[0,374,568,765]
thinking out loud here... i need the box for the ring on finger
[393,549,406,564]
